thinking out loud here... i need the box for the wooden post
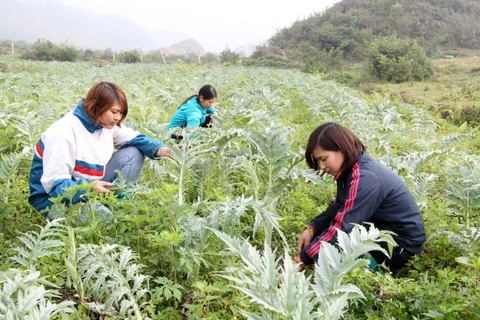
[158,49,167,64]
[160,50,166,64]
[11,42,14,54]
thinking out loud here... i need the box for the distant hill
[0,0,207,53]
[0,0,259,55]
[268,0,480,57]
[158,39,258,58]
[236,44,257,57]
[160,39,205,57]
[0,0,161,51]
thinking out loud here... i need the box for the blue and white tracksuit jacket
[28,101,163,213]
[300,153,426,265]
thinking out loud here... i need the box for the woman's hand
[156,146,173,158]
[297,228,313,253]
[294,256,305,272]
[93,181,114,193]
[175,143,193,149]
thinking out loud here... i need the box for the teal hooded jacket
[167,96,216,129]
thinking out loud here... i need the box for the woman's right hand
[93,181,114,194]
[156,146,173,159]
[297,228,313,253]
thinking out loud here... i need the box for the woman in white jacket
[28,81,172,220]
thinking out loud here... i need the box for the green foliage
[0,151,27,189]
[152,132,213,205]
[117,50,142,63]
[11,219,66,270]
[1,219,74,318]
[301,46,346,74]
[219,47,240,64]
[11,111,43,150]
[182,280,239,318]
[99,47,115,61]
[64,227,85,308]
[23,39,56,61]
[367,35,434,83]
[452,104,480,127]
[78,244,149,319]
[21,39,79,62]
[212,224,395,319]
[443,164,480,229]
[267,0,480,62]
[0,62,10,73]
[150,276,183,304]
[0,58,479,318]
[0,269,75,319]
[55,46,79,62]
[344,263,479,319]
[250,45,301,69]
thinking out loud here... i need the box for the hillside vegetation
[270,0,480,56]
[252,0,480,78]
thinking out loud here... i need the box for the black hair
[178,84,217,108]
[305,122,365,172]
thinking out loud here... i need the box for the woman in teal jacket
[167,84,218,131]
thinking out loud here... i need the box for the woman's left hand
[93,181,114,193]
[156,146,173,158]
[297,229,313,253]
[294,256,305,272]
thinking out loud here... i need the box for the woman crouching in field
[28,81,172,220]
[296,122,426,271]
[167,84,219,140]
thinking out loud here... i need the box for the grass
[324,51,480,127]
[370,57,480,107]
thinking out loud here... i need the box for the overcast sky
[57,0,341,51]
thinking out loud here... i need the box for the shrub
[22,39,56,61]
[100,47,115,61]
[300,45,345,74]
[20,40,78,62]
[453,105,480,127]
[0,62,10,73]
[117,50,142,63]
[55,46,79,62]
[368,35,434,83]
[201,52,219,64]
[250,45,301,69]
[219,47,240,64]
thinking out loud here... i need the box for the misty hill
[236,44,257,57]
[0,0,188,51]
[157,39,259,58]
[160,39,205,56]
[268,0,480,57]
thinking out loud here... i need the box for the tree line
[0,39,226,64]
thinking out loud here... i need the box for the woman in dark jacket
[297,122,426,270]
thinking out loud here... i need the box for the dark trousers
[170,115,213,140]
[370,241,414,270]
[201,115,213,128]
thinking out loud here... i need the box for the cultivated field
[0,56,479,319]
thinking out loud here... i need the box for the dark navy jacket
[300,153,426,265]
